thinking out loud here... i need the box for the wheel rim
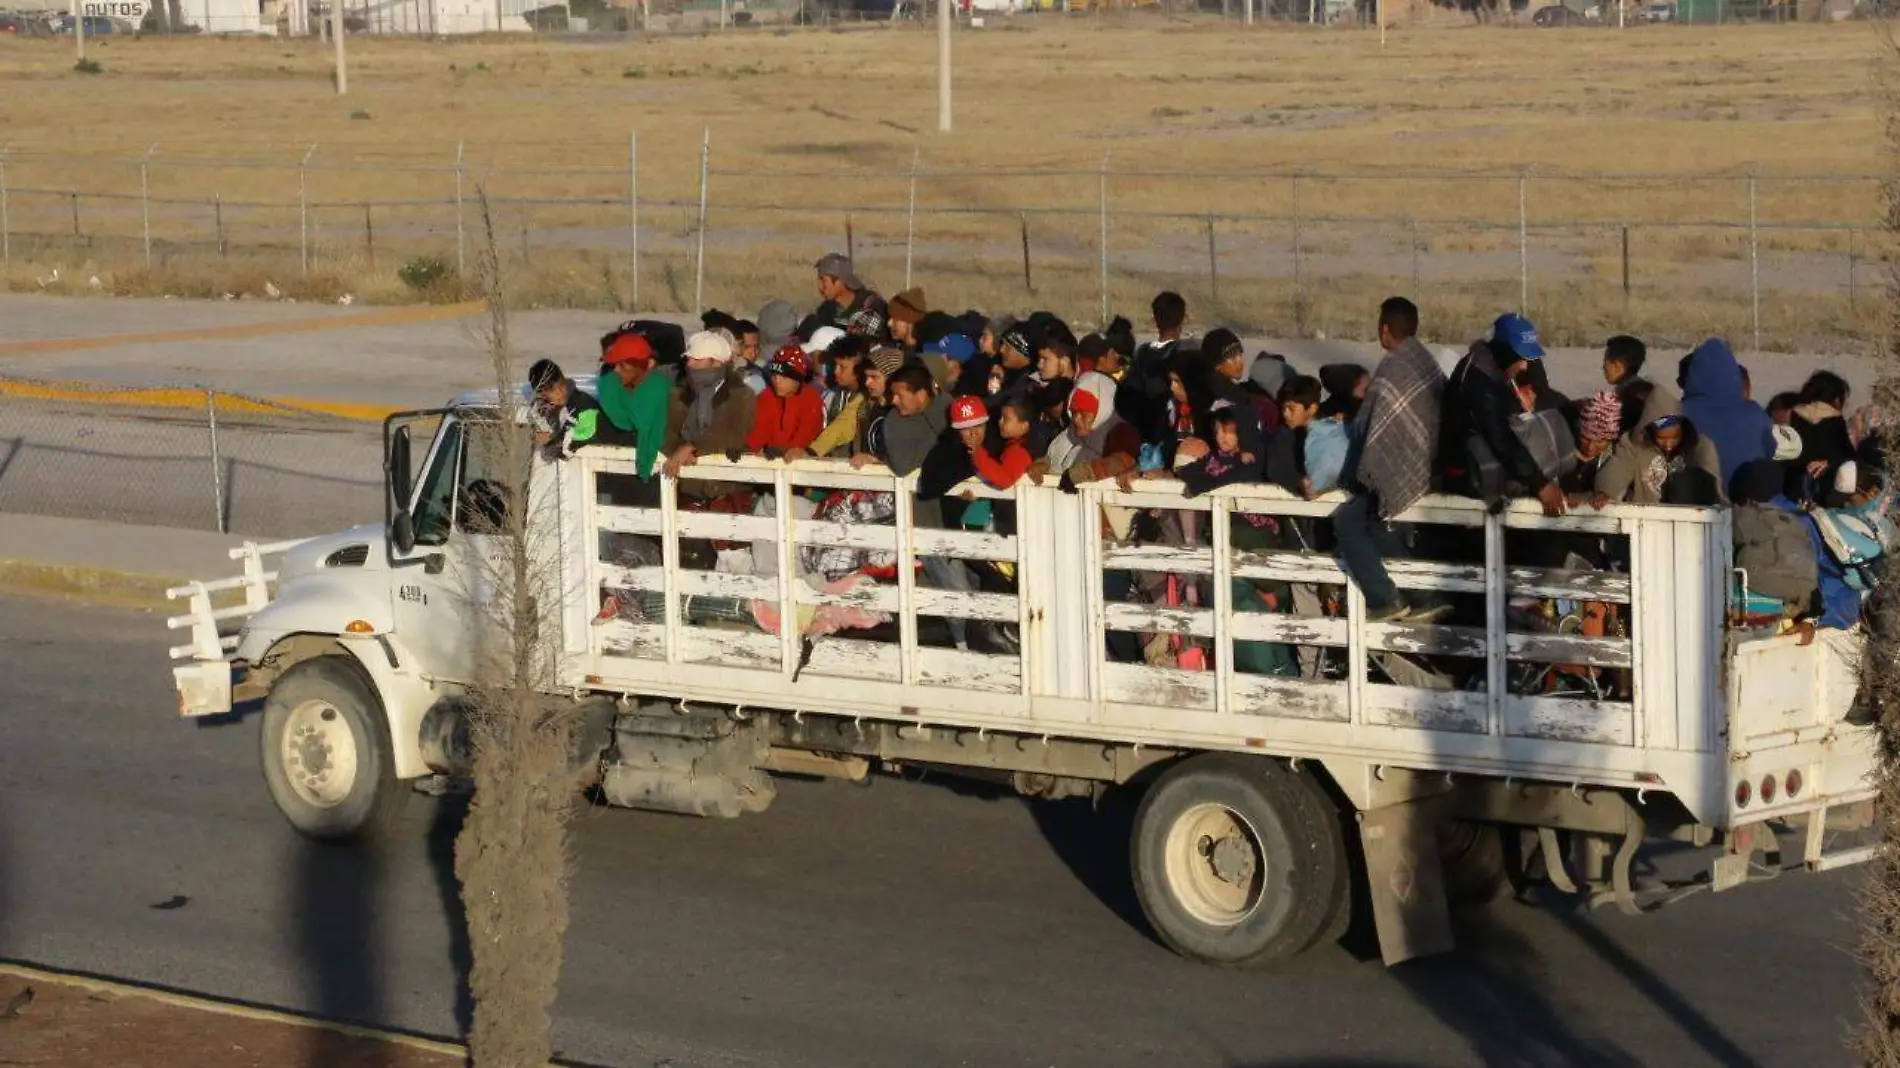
[281,699,358,809]
[1163,802,1267,927]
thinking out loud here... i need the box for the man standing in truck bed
[812,253,888,340]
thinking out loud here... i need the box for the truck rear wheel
[1131,754,1343,966]
[260,657,406,842]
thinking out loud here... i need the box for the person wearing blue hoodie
[1680,338,1774,494]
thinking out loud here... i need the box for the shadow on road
[428,794,476,1037]
[293,833,395,1068]
[1028,794,1154,941]
[1393,906,1645,1068]
[289,794,476,1067]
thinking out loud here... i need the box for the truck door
[387,413,515,685]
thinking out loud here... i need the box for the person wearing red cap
[595,328,672,481]
[954,395,1035,491]
[745,344,826,458]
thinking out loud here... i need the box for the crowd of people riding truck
[519,251,1898,720]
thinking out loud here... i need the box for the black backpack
[600,319,686,367]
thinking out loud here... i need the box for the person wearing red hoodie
[952,395,1035,490]
[746,344,826,458]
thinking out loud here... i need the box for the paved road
[0,594,1867,1067]
[0,293,1884,411]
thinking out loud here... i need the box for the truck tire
[1131,754,1343,967]
[1286,766,1354,949]
[260,657,406,842]
[1438,821,1506,906]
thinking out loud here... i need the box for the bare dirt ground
[0,18,1885,347]
[0,971,460,1068]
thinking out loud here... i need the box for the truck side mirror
[389,425,414,507]
[391,509,417,555]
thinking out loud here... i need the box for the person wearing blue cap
[1439,313,1569,518]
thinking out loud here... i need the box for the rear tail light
[1760,774,1778,805]
[1736,780,1752,809]
[1786,769,1803,799]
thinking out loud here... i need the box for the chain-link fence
[0,143,1883,350]
[0,377,384,538]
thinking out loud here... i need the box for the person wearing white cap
[663,329,757,484]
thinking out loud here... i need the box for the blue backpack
[1304,420,1351,494]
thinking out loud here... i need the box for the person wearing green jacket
[595,330,673,483]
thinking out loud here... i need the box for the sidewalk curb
[0,558,193,610]
[0,961,468,1063]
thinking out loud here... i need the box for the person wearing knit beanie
[888,288,927,345]
[1562,388,1625,501]
[1580,389,1623,448]
[869,345,906,378]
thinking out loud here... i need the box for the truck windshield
[411,418,463,547]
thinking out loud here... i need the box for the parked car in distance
[1643,0,1674,18]
[50,12,120,33]
[1533,4,1589,23]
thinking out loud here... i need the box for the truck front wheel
[1131,754,1342,967]
[260,657,406,842]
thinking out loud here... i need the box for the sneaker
[1368,600,1412,623]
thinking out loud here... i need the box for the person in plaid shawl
[813,252,888,339]
[1334,297,1447,622]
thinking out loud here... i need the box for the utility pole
[937,0,951,133]
[73,0,85,63]
[331,0,347,94]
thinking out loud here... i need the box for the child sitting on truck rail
[528,358,607,461]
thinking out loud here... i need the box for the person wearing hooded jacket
[1680,337,1774,494]
[1316,363,1369,422]
[1592,386,1724,506]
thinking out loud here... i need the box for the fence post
[215,194,226,259]
[1408,214,1420,301]
[70,190,81,250]
[1620,225,1630,317]
[1291,175,1305,335]
[1517,169,1529,313]
[364,202,374,271]
[206,390,227,535]
[454,140,466,277]
[299,143,318,274]
[694,127,709,318]
[1849,227,1858,314]
[904,145,919,292]
[140,142,159,270]
[1020,213,1033,293]
[845,214,855,263]
[1098,150,1110,326]
[1748,173,1760,354]
[0,143,9,271]
[628,131,639,312]
[1205,216,1219,309]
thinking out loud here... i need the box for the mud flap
[1358,798,1454,965]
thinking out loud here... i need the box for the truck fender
[247,629,441,782]
[233,573,393,664]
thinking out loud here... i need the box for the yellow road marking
[0,377,399,422]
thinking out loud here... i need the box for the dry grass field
[0,16,1886,346]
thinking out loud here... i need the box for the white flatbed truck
[166,396,1878,965]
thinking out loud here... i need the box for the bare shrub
[452,190,581,1068]
[1858,25,1900,1068]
